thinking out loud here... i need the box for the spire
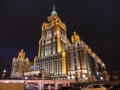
[18,49,25,58]
[51,5,57,15]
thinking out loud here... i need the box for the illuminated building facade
[10,6,106,82]
[36,6,106,82]
[10,49,31,78]
[36,6,70,78]
[66,32,106,82]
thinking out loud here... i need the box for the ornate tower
[10,49,30,78]
[37,6,70,77]
[36,6,106,82]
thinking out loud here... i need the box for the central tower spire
[51,5,57,15]
[37,5,70,77]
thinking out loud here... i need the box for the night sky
[0,0,120,77]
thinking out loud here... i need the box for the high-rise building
[10,49,31,79]
[10,6,107,82]
[36,6,106,82]
[36,6,70,78]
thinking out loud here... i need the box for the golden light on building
[71,31,80,43]
[18,49,25,58]
[62,51,66,75]
[10,49,31,79]
[10,6,107,83]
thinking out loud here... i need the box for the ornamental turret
[71,31,80,43]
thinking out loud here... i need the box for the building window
[74,52,76,57]
[74,58,76,64]
[73,46,75,50]
[45,46,51,56]
[46,30,52,39]
[75,65,77,70]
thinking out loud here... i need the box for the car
[102,84,113,90]
[81,84,107,90]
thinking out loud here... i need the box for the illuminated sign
[30,65,39,70]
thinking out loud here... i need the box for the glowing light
[96,72,99,75]
[100,77,103,80]
[82,74,86,78]
[3,69,6,73]
[25,77,28,80]
[71,75,74,79]
[5,81,9,83]
[67,76,70,80]
[2,74,5,76]
[85,77,88,80]
[20,80,24,83]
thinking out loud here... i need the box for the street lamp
[3,69,6,73]
[2,69,7,79]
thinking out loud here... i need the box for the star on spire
[51,5,57,15]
